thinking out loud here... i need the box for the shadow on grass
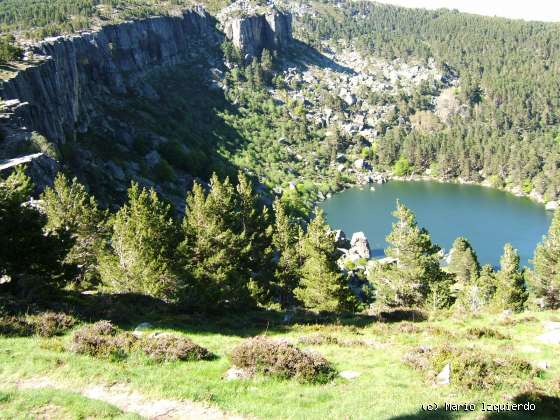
[484,392,560,420]
[390,407,460,420]
[2,285,433,340]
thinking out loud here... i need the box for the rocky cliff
[0,2,293,204]
[219,3,292,58]
[0,7,219,147]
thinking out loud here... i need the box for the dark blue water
[320,181,553,267]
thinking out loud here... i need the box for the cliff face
[221,7,292,58]
[0,7,220,146]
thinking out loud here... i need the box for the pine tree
[295,209,357,313]
[532,209,560,308]
[42,173,108,286]
[179,176,252,309]
[272,199,303,307]
[493,244,528,312]
[0,167,68,295]
[99,183,180,301]
[454,265,497,314]
[235,172,274,303]
[448,237,480,285]
[372,201,447,307]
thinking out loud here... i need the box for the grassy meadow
[1,306,560,419]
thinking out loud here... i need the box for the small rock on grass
[339,371,361,380]
[224,367,252,381]
[436,363,450,386]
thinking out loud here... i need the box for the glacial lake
[320,181,554,267]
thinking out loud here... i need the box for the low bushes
[0,312,76,337]
[0,316,34,337]
[140,334,214,362]
[70,321,213,363]
[29,312,77,337]
[403,344,540,390]
[230,336,337,383]
[465,326,509,340]
[298,334,367,347]
[69,321,137,359]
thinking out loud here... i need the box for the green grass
[1,310,559,419]
[0,387,139,419]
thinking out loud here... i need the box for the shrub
[298,334,340,346]
[140,334,214,362]
[230,336,337,383]
[465,327,509,340]
[0,316,34,337]
[29,312,77,337]
[69,321,137,359]
[403,344,539,390]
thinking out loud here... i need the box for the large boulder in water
[349,232,371,259]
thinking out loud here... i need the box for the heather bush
[69,321,137,359]
[403,344,539,390]
[465,326,509,340]
[29,312,77,337]
[0,316,34,337]
[140,334,214,362]
[230,336,337,383]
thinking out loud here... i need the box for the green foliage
[0,167,69,294]
[42,174,108,286]
[454,264,498,314]
[447,237,480,286]
[271,199,303,307]
[493,244,528,312]
[295,209,357,313]
[0,34,21,63]
[393,156,411,176]
[371,202,447,308]
[404,344,539,390]
[178,175,256,309]
[229,336,337,384]
[532,209,560,308]
[99,183,180,301]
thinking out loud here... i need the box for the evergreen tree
[179,176,253,309]
[235,172,274,303]
[372,201,447,307]
[493,244,528,312]
[454,265,497,314]
[0,167,68,295]
[42,173,108,286]
[448,237,480,285]
[272,199,303,307]
[295,209,357,313]
[99,183,180,301]
[532,209,560,308]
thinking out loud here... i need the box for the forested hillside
[0,0,230,38]
[297,0,560,200]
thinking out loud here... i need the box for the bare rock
[435,363,450,386]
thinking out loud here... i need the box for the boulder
[354,159,365,170]
[545,201,559,211]
[334,230,351,249]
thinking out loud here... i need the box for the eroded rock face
[350,232,371,260]
[0,8,219,146]
[220,3,292,58]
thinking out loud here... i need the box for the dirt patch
[8,376,246,420]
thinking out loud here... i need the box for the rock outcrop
[219,1,292,58]
[349,232,371,260]
[0,7,220,147]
